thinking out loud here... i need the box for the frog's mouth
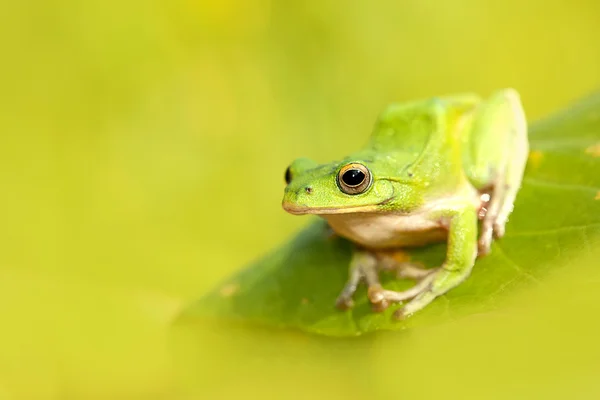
[283,203,377,215]
[282,195,395,215]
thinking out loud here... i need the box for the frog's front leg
[335,250,381,310]
[335,250,439,312]
[346,205,478,319]
[392,205,479,319]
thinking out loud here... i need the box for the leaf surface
[181,93,600,336]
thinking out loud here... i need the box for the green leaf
[181,93,600,337]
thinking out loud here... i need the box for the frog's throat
[282,195,395,215]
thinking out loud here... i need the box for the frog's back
[365,95,480,187]
[369,95,479,149]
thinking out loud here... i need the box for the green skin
[282,89,529,319]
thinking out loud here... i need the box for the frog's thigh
[463,89,528,255]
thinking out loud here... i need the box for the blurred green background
[1,0,599,398]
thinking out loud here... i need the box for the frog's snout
[282,184,314,214]
[284,184,313,199]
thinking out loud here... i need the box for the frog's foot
[477,182,517,256]
[476,187,501,253]
[390,261,475,319]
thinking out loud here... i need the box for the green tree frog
[282,89,528,319]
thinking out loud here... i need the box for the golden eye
[337,163,372,195]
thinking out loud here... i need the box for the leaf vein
[494,245,542,285]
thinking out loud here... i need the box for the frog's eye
[337,163,372,195]
[284,166,292,185]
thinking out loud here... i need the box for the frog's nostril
[305,186,313,194]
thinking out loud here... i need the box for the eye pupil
[342,169,365,186]
[284,167,292,184]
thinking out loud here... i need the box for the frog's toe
[367,284,385,304]
[478,228,493,256]
[371,299,390,313]
[392,287,438,320]
[493,221,506,238]
[479,219,506,255]
[393,307,409,320]
[335,295,355,310]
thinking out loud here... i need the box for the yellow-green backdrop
[0,0,599,398]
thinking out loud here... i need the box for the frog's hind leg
[463,89,528,255]
[492,93,529,238]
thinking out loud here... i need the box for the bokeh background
[1,0,599,398]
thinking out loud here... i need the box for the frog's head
[282,156,398,215]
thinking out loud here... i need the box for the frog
[281,89,529,319]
